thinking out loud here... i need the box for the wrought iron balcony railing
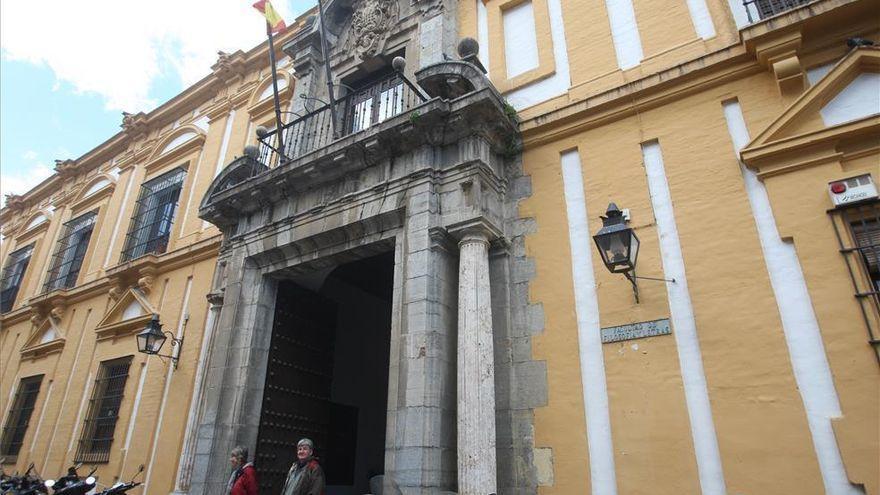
[742,0,813,23]
[256,71,427,169]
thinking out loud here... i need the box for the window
[0,375,43,460]
[851,217,880,292]
[121,168,186,262]
[343,71,406,134]
[75,356,133,463]
[743,0,811,22]
[0,245,34,313]
[830,199,880,362]
[43,212,97,292]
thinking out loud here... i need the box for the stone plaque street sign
[601,318,671,344]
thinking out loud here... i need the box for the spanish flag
[253,0,287,34]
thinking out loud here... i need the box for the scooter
[1,464,47,495]
[44,466,96,495]
[42,465,82,493]
[95,465,143,495]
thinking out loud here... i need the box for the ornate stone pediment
[344,0,400,60]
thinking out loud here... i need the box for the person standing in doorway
[281,438,326,495]
[227,446,258,495]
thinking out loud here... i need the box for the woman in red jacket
[227,446,258,495]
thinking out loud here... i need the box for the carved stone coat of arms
[345,0,399,60]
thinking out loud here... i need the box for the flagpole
[266,23,286,155]
[316,0,340,138]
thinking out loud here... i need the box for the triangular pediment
[21,318,66,359]
[95,288,156,340]
[747,47,880,148]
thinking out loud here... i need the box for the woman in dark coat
[281,438,326,495]
[227,445,258,495]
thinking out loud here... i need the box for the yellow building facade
[0,19,308,491]
[1,0,878,493]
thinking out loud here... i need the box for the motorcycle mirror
[129,464,145,482]
[26,463,35,474]
[45,479,56,488]
[86,476,97,485]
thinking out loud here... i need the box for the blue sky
[0,0,314,204]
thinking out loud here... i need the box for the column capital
[447,217,503,246]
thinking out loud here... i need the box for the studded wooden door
[255,281,337,493]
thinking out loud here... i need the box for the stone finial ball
[392,56,406,72]
[243,145,260,158]
[457,37,480,59]
[255,126,269,138]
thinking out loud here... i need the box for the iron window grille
[341,72,410,135]
[121,168,186,262]
[75,356,133,463]
[0,244,34,313]
[742,0,812,23]
[43,212,97,292]
[0,375,44,461]
[829,199,880,363]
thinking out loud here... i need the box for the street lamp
[592,202,675,303]
[593,203,641,302]
[136,315,183,369]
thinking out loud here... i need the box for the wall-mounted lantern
[136,315,183,369]
[593,203,641,301]
[593,202,674,303]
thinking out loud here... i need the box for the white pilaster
[457,228,497,495]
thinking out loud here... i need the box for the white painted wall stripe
[67,371,95,454]
[119,360,149,474]
[605,0,643,70]
[0,373,21,431]
[560,149,618,495]
[686,0,716,39]
[722,100,861,495]
[489,0,571,110]
[178,148,206,237]
[214,109,236,178]
[641,141,726,495]
[27,380,54,456]
[174,304,219,491]
[477,0,490,78]
[143,276,193,494]
[42,309,91,468]
[726,0,750,28]
[104,170,137,268]
[503,1,541,78]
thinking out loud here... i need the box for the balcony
[200,60,519,228]
[257,72,427,169]
[742,0,814,23]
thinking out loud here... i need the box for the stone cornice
[0,235,221,329]
[519,0,868,146]
[519,46,759,145]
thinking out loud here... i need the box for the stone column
[457,227,497,495]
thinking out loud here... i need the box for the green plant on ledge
[409,110,421,124]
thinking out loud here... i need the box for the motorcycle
[0,463,47,495]
[95,465,143,495]
[42,465,82,493]
[44,466,96,495]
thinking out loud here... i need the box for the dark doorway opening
[255,251,394,495]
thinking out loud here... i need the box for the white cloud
[1,162,53,206]
[0,0,299,113]
[22,150,37,160]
